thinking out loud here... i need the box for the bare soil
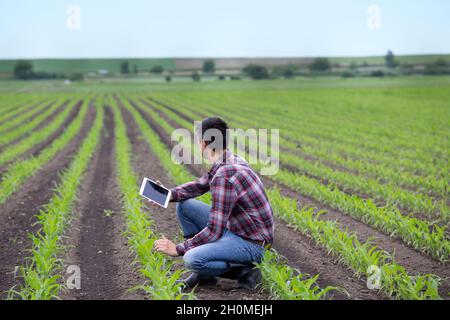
[61,106,146,300]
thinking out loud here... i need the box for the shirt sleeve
[170,173,210,202]
[176,175,237,255]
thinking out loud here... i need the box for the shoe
[237,268,262,289]
[176,272,218,288]
[220,264,262,289]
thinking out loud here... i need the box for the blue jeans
[176,199,264,276]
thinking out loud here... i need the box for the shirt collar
[208,149,232,178]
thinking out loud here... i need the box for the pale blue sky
[0,0,449,58]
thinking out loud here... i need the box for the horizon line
[0,52,449,61]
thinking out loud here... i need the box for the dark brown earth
[0,100,82,175]
[127,99,384,300]
[0,101,95,298]
[61,106,146,300]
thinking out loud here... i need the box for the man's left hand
[154,235,179,257]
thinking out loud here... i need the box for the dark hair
[197,117,228,151]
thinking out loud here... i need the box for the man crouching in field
[152,117,274,289]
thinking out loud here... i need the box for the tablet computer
[139,177,171,208]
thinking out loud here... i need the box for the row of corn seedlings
[0,98,72,164]
[148,96,450,261]
[0,95,40,121]
[0,98,51,135]
[110,97,193,300]
[122,95,338,300]
[0,98,90,204]
[139,95,443,299]
[153,93,448,196]
[8,102,103,299]
[159,91,448,173]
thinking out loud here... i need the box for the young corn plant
[274,170,450,262]
[258,250,338,300]
[268,188,442,300]
[0,98,51,135]
[140,94,443,300]
[0,96,41,123]
[111,98,193,300]
[0,98,75,164]
[8,102,103,300]
[0,97,90,204]
[122,95,339,300]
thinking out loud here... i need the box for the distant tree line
[13,54,450,83]
[239,51,449,81]
[13,60,83,81]
[120,60,166,75]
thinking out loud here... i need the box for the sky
[0,0,449,59]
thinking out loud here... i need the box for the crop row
[9,101,103,299]
[120,96,336,300]
[164,91,448,163]
[146,96,447,221]
[127,95,443,299]
[160,92,449,185]
[155,93,448,191]
[110,97,192,299]
[0,99,73,165]
[0,98,90,204]
[0,99,50,134]
[140,97,450,261]
[0,96,40,121]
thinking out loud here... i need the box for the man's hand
[154,235,179,257]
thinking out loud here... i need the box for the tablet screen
[141,179,170,206]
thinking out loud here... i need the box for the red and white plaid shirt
[171,150,274,255]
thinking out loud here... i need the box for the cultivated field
[0,77,449,300]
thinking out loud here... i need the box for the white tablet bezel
[139,177,171,208]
